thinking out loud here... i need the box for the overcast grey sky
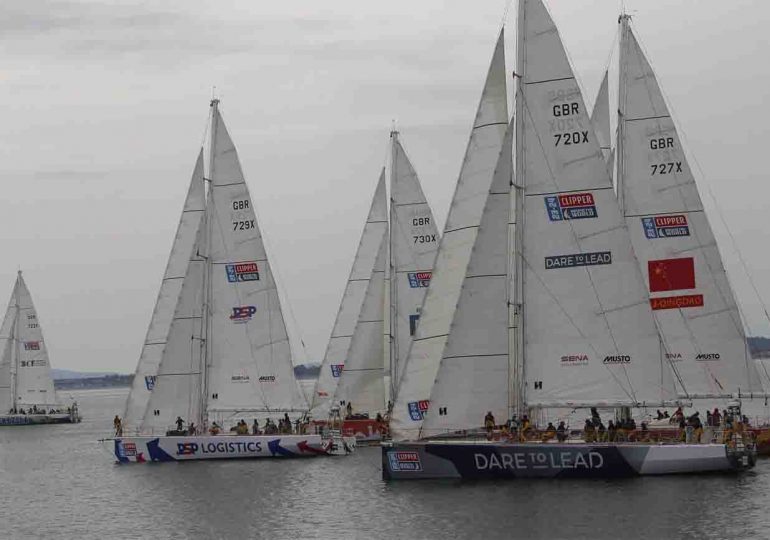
[1,0,769,372]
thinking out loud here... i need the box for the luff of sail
[519,0,677,408]
[419,117,514,439]
[311,172,388,418]
[390,30,508,441]
[388,132,441,393]
[617,17,761,398]
[123,151,206,430]
[205,101,308,422]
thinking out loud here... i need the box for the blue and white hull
[382,440,756,480]
[106,434,344,463]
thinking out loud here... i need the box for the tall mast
[10,277,20,410]
[509,1,526,421]
[616,13,631,215]
[388,129,399,403]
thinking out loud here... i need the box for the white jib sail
[617,19,760,398]
[139,223,206,434]
[1,272,58,408]
[519,0,677,408]
[389,132,440,392]
[123,151,206,429]
[310,171,388,418]
[333,232,388,415]
[591,70,612,165]
[420,117,514,438]
[205,102,308,423]
[390,29,508,441]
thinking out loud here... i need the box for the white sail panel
[618,22,760,397]
[206,103,308,422]
[591,70,612,164]
[420,118,513,438]
[124,151,206,429]
[520,0,676,407]
[0,290,17,411]
[389,133,440,388]
[311,172,388,417]
[390,30,508,440]
[140,226,205,434]
[334,233,388,414]
[12,273,57,407]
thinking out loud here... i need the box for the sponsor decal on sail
[561,354,588,366]
[229,305,256,323]
[258,375,276,382]
[544,192,597,221]
[641,215,690,239]
[20,360,45,367]
[409,314,420,336]
[648,258,695,292]
[695,353,721,361]
[144,375,156,391]
[387,451,422,472]
[407,272,432,288]
[665,353,683,362]
[407,400,430,421]
[225,262,260,283]
[650,294,704,310]
[231,374,250,383]
[23,341,40,351]
[603,355,631,364]
[545,251,611,269]
[330,364,344,378]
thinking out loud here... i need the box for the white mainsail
[388,131,441,393]
[617,17,761,398]
[123,151,206,429]
[419,118,514,438]
[0,272,58,410]
[390,30,508,440]
[518,0,677,408]
[205,101,308,422]
[311,172,388,417]
[333,233,388,414]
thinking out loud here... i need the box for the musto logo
[561,354,588,366]
[408,272,432,288]
[258,375,276,382]
[603,355,631,364]
[407,400,430,421]
[642,214,690,239]
[545,192,597,221]
[475,450,604,471]
[388,451,422,472]
[696,353,721,361]
[230,305,256,323]
[225,262,260,283]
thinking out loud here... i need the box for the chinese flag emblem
[648,258,696,292]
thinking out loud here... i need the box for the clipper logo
[176,442,198,456]
[230,306,256,323]
[331,364,344,378]
[545,192,597,221]
[561,354,588,366]
[387,451,423,472]
[121,442,138,457]
[545,251,611,269]
[642,215,690,239]
[407,400,430,421]
[225,262,260,282]
[258,375,276,382]
[23,341,40,351]
[603,355,631,364]
[696,353,721,361]
[144,375,156,391]
[407,272,432,288]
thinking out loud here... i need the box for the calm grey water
[1,388,770,540]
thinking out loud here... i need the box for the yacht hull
[0,413,79,426]
[106,434,343,463]
[382,441,755,480]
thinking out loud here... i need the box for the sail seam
[625,209,705,218]
[465,273,506,279]
[527,186,614,197]
[442,353,507,360]
[412,333,450,342]
[473,121,509,130]
[444,225,478,235]
[157,372,202,377]
[525,76,574,86]
[626,114,670,122]
[213,181,245,187]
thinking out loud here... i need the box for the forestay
[519,0,677,408]
[311,172,388,418]
[390,30,508,441]
[617,19,760,398]
[124,151,205,430]
[205,102,308,421]
[389,132,440,390]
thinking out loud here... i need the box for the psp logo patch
[387,451,423,472]
[545,192,597,221]
[331,364,344,378]
[407,400,430,421]
[230,305,257,323]
[225,262,260,282]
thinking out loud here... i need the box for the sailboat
[383,0,755,480]
[0,271,80,425]
[310,131,440,442]
[106,100,347,462]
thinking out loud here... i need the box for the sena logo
[561,354,588,366]
[231,375,250,382]
[665,353,683,361]
[230,305,256,323]
[259,375,276,382]
[696,353,721,361]
[603,355,631,364]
